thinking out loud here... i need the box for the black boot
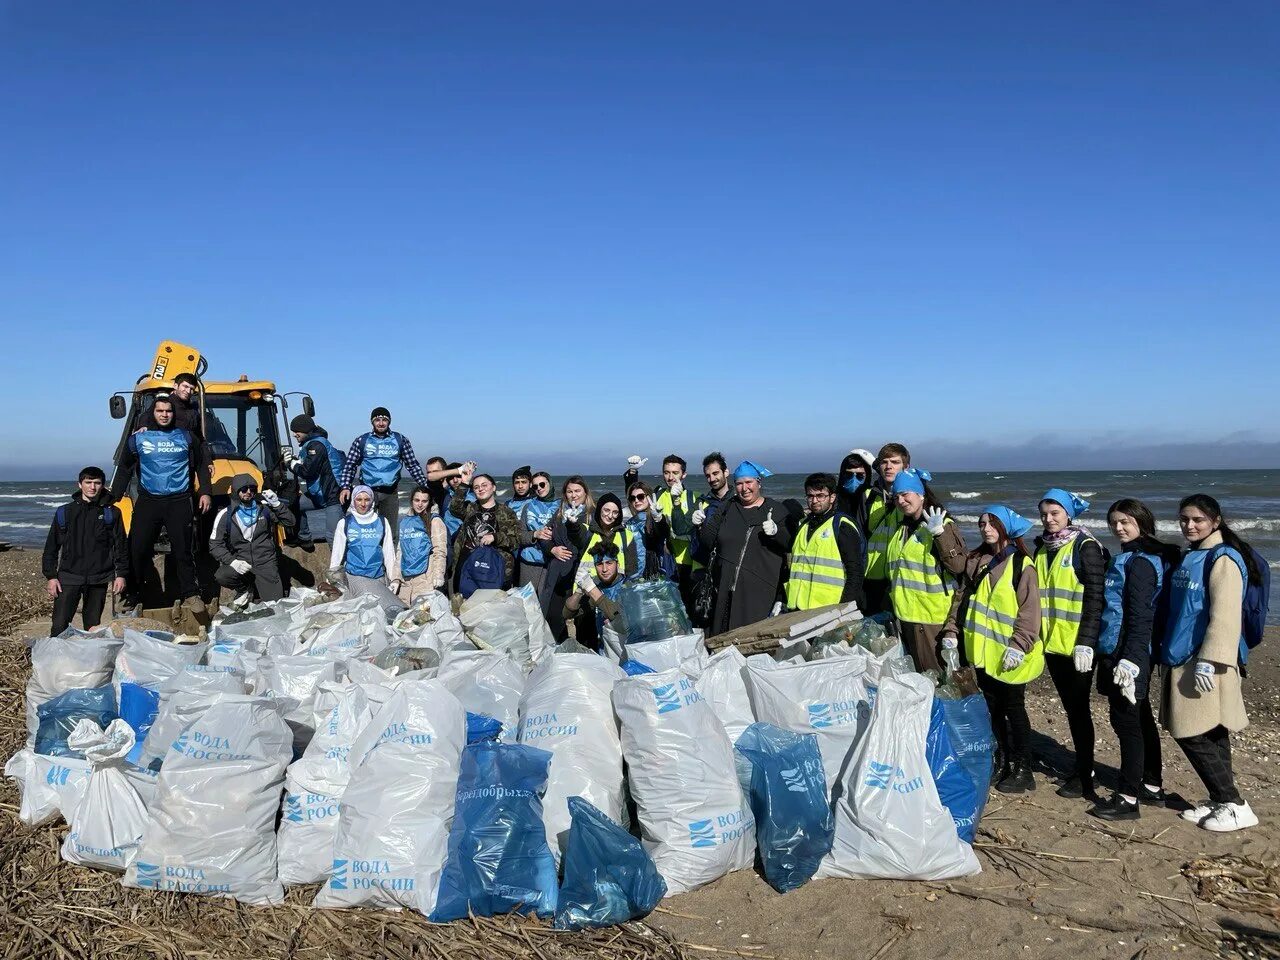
[1056,772,1098,802]
[1089,794,1140,821]
[996,760,1035,794]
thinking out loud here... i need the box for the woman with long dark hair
[1087,498,1180,820]
[1162,494,1261,832]
[942,505,1043,792]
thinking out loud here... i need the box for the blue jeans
[298,495,344,543]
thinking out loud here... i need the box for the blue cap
[890,467,932,497]
[1041,487,1089,520]
[733,460,774,481]
[982,504,1034,539]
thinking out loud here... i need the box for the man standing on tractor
[111,395,212,613]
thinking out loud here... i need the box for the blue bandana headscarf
[890,467,932,497]
[732,460,774,481]
[1041,487,1089,520]
[983,504,1034,539]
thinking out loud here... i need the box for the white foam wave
[1076,491,1097,498]
[952,515,1280,535]
[0,521,46,529]
[1271,560,1280,570]
[0,493,63,499]
[950,491,981,500]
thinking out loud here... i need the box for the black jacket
[292,430,342,507]
[209,474,295,570]
[1097,536,1181,700]
[42,491,128,585]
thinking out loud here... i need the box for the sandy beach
[2,544,1278,959]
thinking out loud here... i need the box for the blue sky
[2,2,1278,478]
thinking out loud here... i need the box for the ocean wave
[950,492,981,499]
[952,515,1280,535]
[1076,491,1097,498]
[0,521,47,529]
[0,493,64,499]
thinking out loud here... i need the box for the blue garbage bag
[938,693,996,832]
[34,686,117,757]
[466,711,504,744]
[734,722,833,893]
[554,796,667,930]
[431,741,559,921]
[926,700,980,843]
[621,658,655,676]
[118,682,162,765]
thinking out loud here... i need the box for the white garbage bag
[278,684,376,886]
[600,620,626,664]
[460,596,532,667]
[437,649,525,742]
[819,673,979,880]
[61,719,150,871]
[694,646,754,746]
[250,655,341,727]
[613,669,755,896]
[4,749,91,826]
[26,630,122,746]
[626,632,710,679]
[114,629,208,700]
[745,652,871,798]
[314,679,465,914]
[124,693,292,904]
[518,653,627,862]
[509,583,555,665]
[133,664,249,769]
[211,611,296,644]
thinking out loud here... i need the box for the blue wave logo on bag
[653,684,682,714]
[807,703,832,728]
[864,760,894,789]
[44,764,72,786]
[329,859,348,890]
[780,766,807,793]
[284,795,303,823]
[135,861,161,888]
[688,819,717,848]
[171,732,189,755]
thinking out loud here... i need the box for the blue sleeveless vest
[134,428,192,496]
[1098,550,1163,656]
[343,514,387,578]
[398,514,433,577]
[359,432,402,489]
[1161,545,1249,666]
[304,434,344,503]
[516,498,561,565]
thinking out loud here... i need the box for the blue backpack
[1236,545,1271,654]
[56,503,118,534]
[458,545,507,598]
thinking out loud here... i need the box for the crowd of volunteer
[41,395,1269,839]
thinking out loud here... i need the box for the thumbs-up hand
[761,508,778,537]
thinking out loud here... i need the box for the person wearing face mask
[624,481,675,580]
[836,448,877,535]
[863,442,912,616]
[884,467,967,672]
[1034,488,1108,801]
[328,484,405,614]
[1088,498,1181,821]
[448,466,522,590]
[209,474,294,605]
[395,486,449,603]
[509,469,561,594]
[1162,494,1261,833]
[942,506,1043,793]
[337,406,432,544]
[699,461,793,635]
[785,473,865,612]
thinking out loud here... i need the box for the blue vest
[1161,545,1249,666]
[343,514,387,578]
[359,432,402,489]
[304,434,344,503]
[516,497,560,565]
[1098,550,1163,656]
[134,428,192,496]
[398,514,433,577]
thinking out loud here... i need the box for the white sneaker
[1200,801,1259,833]
[1181,800,1213,823]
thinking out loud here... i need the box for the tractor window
[203,396,280,472]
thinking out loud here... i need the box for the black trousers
[51,582,108,636]
[1046,651,1095,780]
[978,670,1031,763]
[129,493,198,601]
[862,578,889,617]
[214,562,286,602]
[1177,725,1242,805]
[1108,694,1163,798]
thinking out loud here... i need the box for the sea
[5,470,1278,622]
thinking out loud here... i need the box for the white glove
[1194,660,1216,694]
[626,455,647,469]
[670,480,684,497]
[430,505,440,516]
[260,489,280,508]
[574,565,595,592]
[1073,644,1094,673]
[282,449,297,467]
[940,634,958,650]
[692,507,707,526]
[433,575,446,588]
[230,559,252,575]
[761,509,777,537]
[770,601,783,617]
[389,579,402,593]
[924,507,947,536]
[1114,659,1140,705]
[1001,646,1025,672]
[564,504,584,522]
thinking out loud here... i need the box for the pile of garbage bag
[7,587,990,926]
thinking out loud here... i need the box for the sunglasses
[629,493,648,502]
[534,482,550,490]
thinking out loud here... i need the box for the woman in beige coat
[1163,494,1260,833]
